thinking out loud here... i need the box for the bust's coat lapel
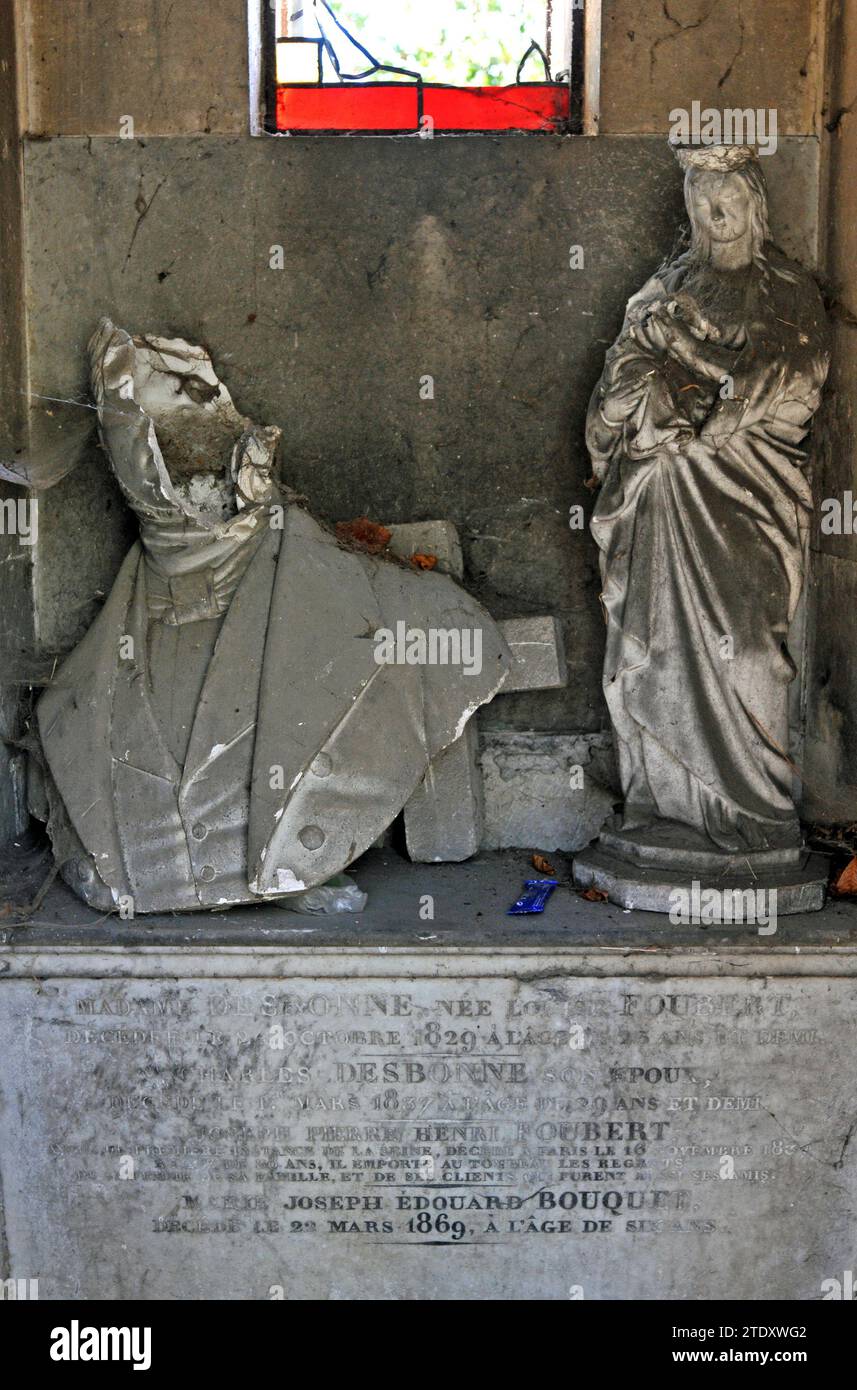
[180,528,279,793]
[248,507,409,893]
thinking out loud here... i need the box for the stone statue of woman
[574,145,831,913]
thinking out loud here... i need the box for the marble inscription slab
[0,973,854,1299]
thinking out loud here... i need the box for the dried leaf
[579,886,608,903]
[335,517,392,555]
[410,552,437,571]
[532,853,556,875]
[831,855,857,897]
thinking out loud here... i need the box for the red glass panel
[275,83,569,134]
[423,84,568,131]
[276,84,419,132]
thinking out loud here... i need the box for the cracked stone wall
[600,0,825,136]
[0,0,835,843]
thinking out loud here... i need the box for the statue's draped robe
[586,249,829,852]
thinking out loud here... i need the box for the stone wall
[0,0,838,841]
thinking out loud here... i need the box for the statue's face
[131,339,247,481]
[686,171,753,247]
[120,335,281,517]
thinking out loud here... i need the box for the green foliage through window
[322,1,552,86]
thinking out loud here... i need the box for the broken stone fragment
[404,722,483,863]
[480,732,616,853]
[385,520,464,578]
[497,616,567,692]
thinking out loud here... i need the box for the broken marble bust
[35,320,511,913]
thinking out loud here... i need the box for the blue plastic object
[507,878,559,915]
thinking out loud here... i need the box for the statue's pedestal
[573,825,828,916]
[1,849,854,1301]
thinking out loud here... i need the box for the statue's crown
[672,143,758,172]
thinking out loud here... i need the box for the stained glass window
[264,1,582,135]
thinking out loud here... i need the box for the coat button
[310,753,332,778]
[192,823,208,840]
[200,865,216,881]
[299,825,325,850]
